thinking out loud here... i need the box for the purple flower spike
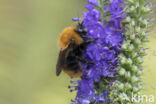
[70,0,125,103]
[88,0,99,6]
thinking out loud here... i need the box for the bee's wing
[56,50,65,76]
[56,41,75,76]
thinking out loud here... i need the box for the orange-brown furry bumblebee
[56,23,95,77]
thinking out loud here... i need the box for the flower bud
[131,76,139,83]
[142,37,149,42]
[138,17,143,23]
[128,45,134,52]
[119,95,124,102]
[134,38,141,46]
[133,86,139,93]
[125,71,131,80]
[137,70,142,76]
[139,48,146,56]
[118,83,124,91]
[121,42,128,51]
[131,19,135,27]
[128,6,135,13]
[119,68,126,76]
[135,27,141,33]
[136,57,143,64]
[123,16,131,23]
[131,65,138,73]
[132,52,138,59]
[120,57,127,65]
[141,6,151,14]
[125,83,132,90]
[127,58,133,66]
[119,93,127,101]
[127,0,135,5]
[118,54,124,59]
[141,19,148,28]
[139,0,145,4]
[138,84,143,91]
[140,31,146,37]
[129,34,135,40]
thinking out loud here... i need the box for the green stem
[100,0,105,26]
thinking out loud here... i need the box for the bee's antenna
[77,11,81,25]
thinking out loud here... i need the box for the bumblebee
[56,23,95,77]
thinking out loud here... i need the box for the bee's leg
[81,59,94,65]
[75,56,94,65]
[82,37,106,45]
[83,38,98,44]
[84,61,94,65]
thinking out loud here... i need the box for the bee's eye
[77,27,83,32]
[77,25,87,33]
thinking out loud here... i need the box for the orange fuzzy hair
[63,70,83,77]
[58,26,83,50]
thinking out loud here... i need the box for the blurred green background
[0,0,155,104]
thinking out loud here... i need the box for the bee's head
[76,22,87,39]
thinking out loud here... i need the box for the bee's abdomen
[63,70,83,77]
[62,46,83,77]
[64,54,81,72]
[63,59,82,77]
